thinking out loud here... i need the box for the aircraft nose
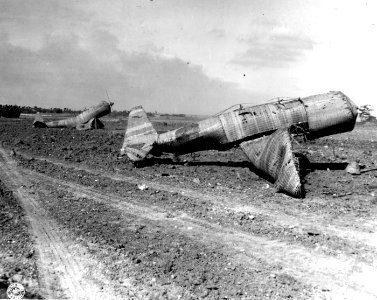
[348,98,358,119]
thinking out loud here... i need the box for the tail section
[120,106,158,161]
[33,113,47,128]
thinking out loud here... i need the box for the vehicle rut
[0,146,118,299]
[18,151,377,250]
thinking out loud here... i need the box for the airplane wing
[240,129,303,197]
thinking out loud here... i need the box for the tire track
[0,146,118,299]
[18,152,377,250]
[21,166,377,300]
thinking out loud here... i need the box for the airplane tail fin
[33,113,47,128]
[120,106,158,161]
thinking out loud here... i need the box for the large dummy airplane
[33,101,114,130]
[120,91,358,197]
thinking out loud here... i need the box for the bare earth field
[0,116,377,299]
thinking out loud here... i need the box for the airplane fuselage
[153,91,358,156]
[44,101,113,128]
[121,91,358,197]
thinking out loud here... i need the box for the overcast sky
[0,0,376,114]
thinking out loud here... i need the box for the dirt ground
[0,116,376,299]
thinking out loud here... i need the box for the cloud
[208,29,225,38]
[0,30,258,115]
[230,20,315,69]
[0,0,91,50]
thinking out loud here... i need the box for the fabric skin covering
[240,129,303,197]
[121,91,358,197]
[33,101,113,130]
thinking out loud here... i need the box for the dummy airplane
[33,100,114,130]
[120,91,358,197]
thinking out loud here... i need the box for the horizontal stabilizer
[33,113,47,128]
[120,106,158,161]
[240,129,303,197]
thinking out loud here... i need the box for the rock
[205,285,219,290]
[346,161,361,175]
[14,139,24,145]
[25,249,34,258]
[117,243,125,249]
[193,178,201,184]
[164,261,174,273]
[307,230,320,236]
[245,214,255,221]
[137,184,148,190]
[135,258,141,264]
[0,272,9,281]
[11,274,23,283]
[22,277,38,288]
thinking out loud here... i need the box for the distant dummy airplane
[33,100,114,130]
[120,91,358,197]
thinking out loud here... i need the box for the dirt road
[0,118,377,299]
